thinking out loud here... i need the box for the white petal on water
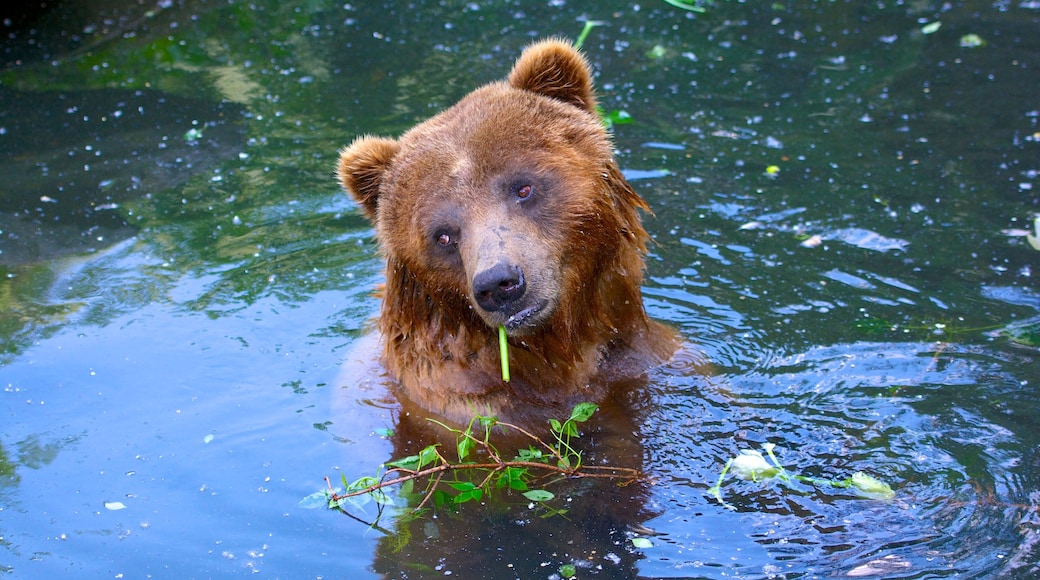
[831,228,909,252]
[800,235,823,248]
[847,555,911,577]
[730,449,778,480]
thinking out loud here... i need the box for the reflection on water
[0,88,245,264]
[0,0,1038,578]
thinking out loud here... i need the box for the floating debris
[800,235,823,248]
[959,33,986,48]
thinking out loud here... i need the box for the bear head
[336,39,670,421]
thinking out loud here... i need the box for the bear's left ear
[337,136,400,220]
[508,38,598,114]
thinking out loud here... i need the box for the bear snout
[472,262,526,313]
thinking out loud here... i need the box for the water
[2,1,1038,577]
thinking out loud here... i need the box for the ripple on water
[638,340,1034,578]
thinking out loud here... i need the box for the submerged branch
[325,403,646,520]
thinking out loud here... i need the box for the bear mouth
[503,299,549,332]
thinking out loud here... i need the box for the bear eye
[514,183,534,202]
[435,231,457,249]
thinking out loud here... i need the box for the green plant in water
[598,107,633,131]
[315,403,643,528]
[709,443,894,509]
[573,20,605,50]
[571,22,633,131]
[574,22,628,130]
[661,0,716,13]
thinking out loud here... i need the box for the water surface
[2,1,1038,578]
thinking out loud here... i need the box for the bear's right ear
[337,136,400,220]
[508,38,598,114]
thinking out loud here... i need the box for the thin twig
[412,471,444,513]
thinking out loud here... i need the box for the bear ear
[507,38,598,114]
[337,136,400,220]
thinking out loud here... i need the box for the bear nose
[473,262,526,312]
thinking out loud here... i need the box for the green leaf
[340,475,394,506]
[449,481,477,492]
[515,447,543,461]
[569,402,598,423]
[369,488,395,505]
[523,489,555,502]
[959,33,985,48]
[433,489,452,507]
[298,490,330,509]
[599,108,634,130]
[549,418,563,433]
[332,496,351,510]
[1001,317,1040,348]
[385,454,420,471]
[921,21,942,35]
[339,491,373,510]
[453,485,483,504]
[632,537,654,549]
[418,445,440,470]
[503,466,529,491]
[849,472,895,500]
[387,445,440,471]
[559,563,577,578]
[477,415,498,429]
[1028,215,1040,251]
[561,421,579,438]
[457,434,474,461]
[399,478,416,500]
[539,507,568,519]
[345,475,379,492]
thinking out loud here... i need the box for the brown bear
[336,39,677,428]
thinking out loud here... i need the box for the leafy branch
[708,443,895,510]
[319,403,645,524]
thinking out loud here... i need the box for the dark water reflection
[0,87,245,263]
[1,0,1038,578]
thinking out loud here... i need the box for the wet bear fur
[337,39,677,428]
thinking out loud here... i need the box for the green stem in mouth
[498,325,510,382]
